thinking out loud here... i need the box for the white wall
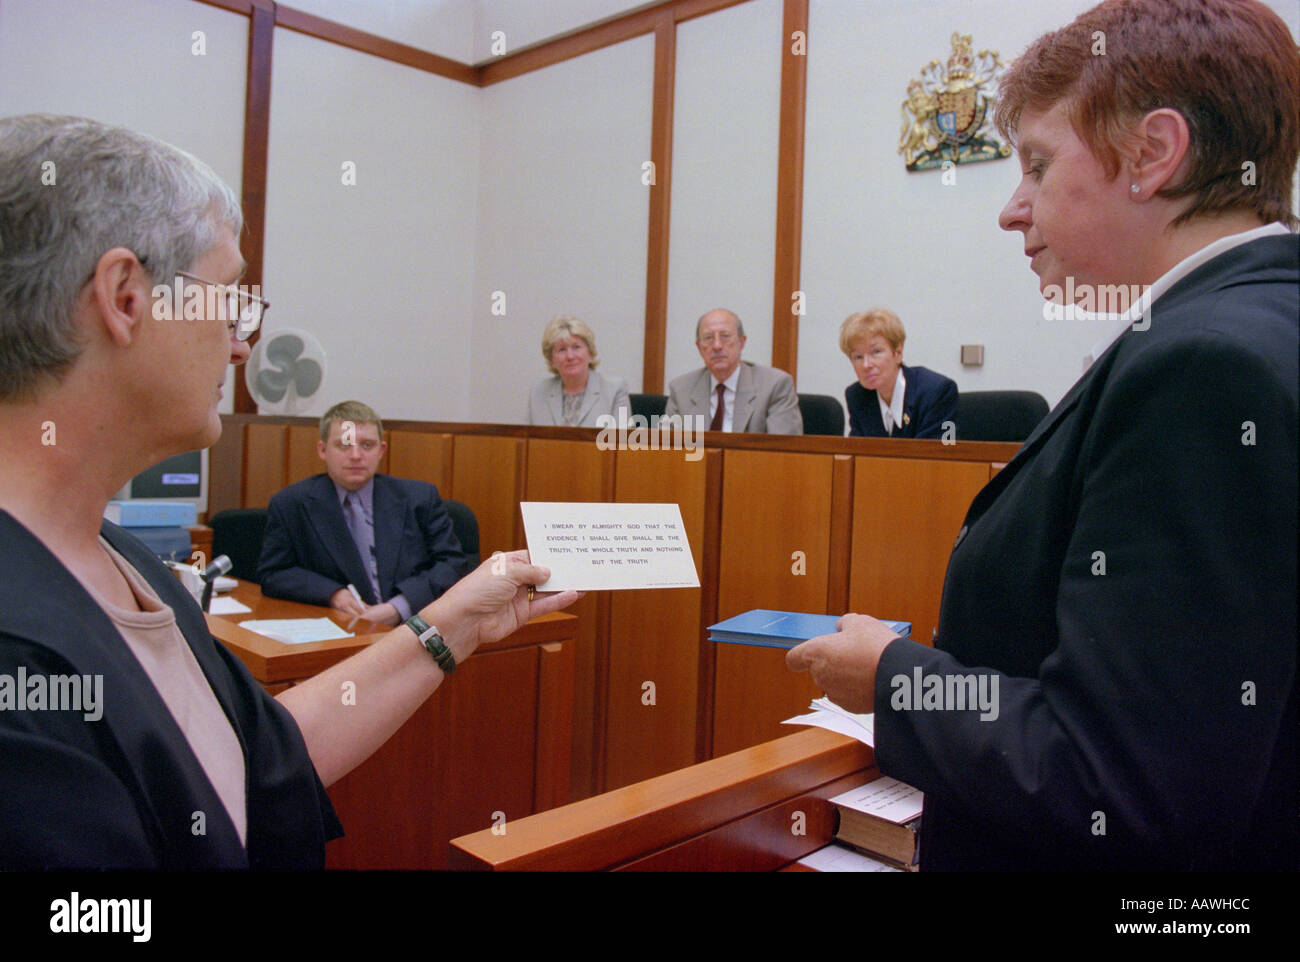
[664,0,782,385]
[0,0,248,412]
[471,35,653,422]
[284,0,477,64]
[0,0,246,183]
[474,0,657,62]
[252,1,663,65]
[261,27,481,421]
[799,0,1300,410]
[3,0,1297,423]
[799,0,1105,410]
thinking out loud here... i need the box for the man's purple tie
[343,492,380,602]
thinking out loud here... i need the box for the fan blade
[255,370,289,402]
[265,335,304,366]
[293,359,323,396]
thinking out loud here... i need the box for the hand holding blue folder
[708,609,911,649]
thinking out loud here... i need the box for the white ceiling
[280,0,662,65]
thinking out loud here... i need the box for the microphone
[200,555,233,613]
[202,556,233,581]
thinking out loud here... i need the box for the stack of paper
[783,697,875,746]
[797,845,903,872]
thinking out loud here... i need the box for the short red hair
[996,0,1300,227]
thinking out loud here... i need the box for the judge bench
[207,414,1017,868]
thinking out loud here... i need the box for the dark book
[828,778,923,870]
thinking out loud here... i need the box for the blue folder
[708,609,911,649]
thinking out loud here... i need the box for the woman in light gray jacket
[528,315,630,426]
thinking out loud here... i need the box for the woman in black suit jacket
[790,0,1298,871]
[840,308,957,438]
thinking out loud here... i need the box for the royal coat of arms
[899,32,1012,171]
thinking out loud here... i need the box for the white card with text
[520,502,700,591]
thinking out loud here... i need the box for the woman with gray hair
[0,114,579,869]
[527,315,630,426]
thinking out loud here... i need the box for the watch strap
[406,614,455,674]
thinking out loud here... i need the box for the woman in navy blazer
[789,0,1298,871]
[528,315,630,426]
[840,308,957,438]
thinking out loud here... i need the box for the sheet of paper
[520,502,700,591]
[781,709,874,746]
[829,777,924,824]
[811,696,876,731]
[207,596,252,615]
[237,618,353,645]
[798,844,903,873]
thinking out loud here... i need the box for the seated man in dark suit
[258,401,469,626]
[840,308,957,438]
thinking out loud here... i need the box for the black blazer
[258,473,469,612]
[845,364,957,438]
[0,512,341,868]
[872,233,1298,870]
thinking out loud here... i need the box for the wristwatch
[405,614,455,674]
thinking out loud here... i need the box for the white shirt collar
[711,365,742,394]
[877,367,907,434]
[1084,222,1292,369]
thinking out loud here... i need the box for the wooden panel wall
[524,438,615,799]
[215,415,1016,801]
[208,417,244,517]
[848,457,990,648]
[242,422,286,507]
[325,643,541,870]
[388,431,455,491]
[451,435,526,557]
[606,447,708,790]
[534,641,578,813]
[286,424,321,485]
[712,450,832,755]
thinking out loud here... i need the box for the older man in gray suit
[664,309,803,434]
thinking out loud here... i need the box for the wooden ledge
[450,726,873,870]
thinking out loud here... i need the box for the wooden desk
[213,413,1021,799]
[205,581,579,869]
[204,580,387,691]
[450,727,875,871]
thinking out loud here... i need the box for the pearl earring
[1130,184,1140,194]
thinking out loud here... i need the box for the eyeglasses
[175,270,270,341]
[698,332,738,346]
